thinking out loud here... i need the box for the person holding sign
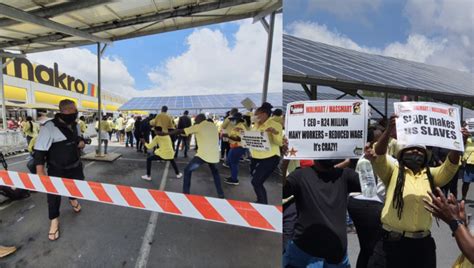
[222,113,247,185]
[249,102,282,204]
[366,115,468,268]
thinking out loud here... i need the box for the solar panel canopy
[119,92,282,114]
[283,89,474,119]
[0,0,280,53]
[283,34,474,102]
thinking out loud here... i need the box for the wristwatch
[449,219,465,236]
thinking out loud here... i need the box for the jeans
[126,131,134,147]
[283,241,350,268]
[175,135,189,157]
[183,156,224,197]
[226,147,246,181]
[146,155,179,176]
[250,156,280,204]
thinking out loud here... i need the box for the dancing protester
[141,126,182,181]
[159,114,224,198]
[365,115,469,268]
[220,108,238,162]
[423,187,474,265]
[34,99,86,241]
[222,112,247,185]
[249,102,282,204]
[283,158,361,267]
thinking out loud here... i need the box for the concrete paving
[0,140,281,267]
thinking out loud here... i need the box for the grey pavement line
[135,161,170,268]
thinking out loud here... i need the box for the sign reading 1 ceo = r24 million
[285,100,368,160]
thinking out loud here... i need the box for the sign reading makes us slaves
[394,102,464,152]
[1,57,96,97]
[285,100,368,160]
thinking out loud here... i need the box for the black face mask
[59,113,78,124]
[402,153,425,171]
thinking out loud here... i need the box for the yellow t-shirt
[145,135,175,160]
[372,153,459,232]
[250,118,283,159]
[100,120,112,132]
[228,122,246,147]
[22,121,36,137]
[78,120,87,134]
[154,113,174,131]
[116,117,125,130]
[107,119,114,130]
[184,121,219,163]
[270,115,284,128]
[463,137,474,165]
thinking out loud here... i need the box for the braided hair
[393,152,435,219]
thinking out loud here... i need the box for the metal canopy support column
[310,85,317,100]
[261,11,275,103]
[0,56,5,129]
[301,84,311,99]
[96,43,102,156]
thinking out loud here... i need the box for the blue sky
[284,0,473,75]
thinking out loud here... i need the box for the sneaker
[218,194,225,199]
[176,173,183,179]
[141,175,151,181]
[222,163,230,168]
[224,178,239,185]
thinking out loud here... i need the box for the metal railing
[0,130,27,154]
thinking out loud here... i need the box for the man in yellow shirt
[366,115,467,267]
[116,114,125,143]
[78,116,88,134]
[162,114,224,198]
[153,106,176,145]
[461,130,474,201]
[141,126,182,181]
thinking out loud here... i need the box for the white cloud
[27,48,137,97]
[145,15,282,96]
[307,0,381,24]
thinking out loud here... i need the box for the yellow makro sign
[2,57,97,98]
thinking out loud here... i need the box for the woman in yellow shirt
[22,116,38,145]
[141,126,182,181]
[222,113,247,185]
[366,115,467,268]
[249,102,282,204]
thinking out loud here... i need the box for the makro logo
[290,103,304,114]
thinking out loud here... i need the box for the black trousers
[250,156,280,204]
[347,196,383,268]
[47,164,85,220]
[367,231,436,268]
[175,135,189,157]
[146,155,179,176]
[220,140,230,159]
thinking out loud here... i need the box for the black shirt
[178,115,192,129]
[283,166,360,263]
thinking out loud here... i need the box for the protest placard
[394,102,464,151]
[285,100,368,159]
[241,98,257,110]
[241,130,271,151]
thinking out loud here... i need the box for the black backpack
[0,152,31,201]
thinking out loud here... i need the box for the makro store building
[1,57,128,119]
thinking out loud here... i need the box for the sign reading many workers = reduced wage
[394,102,464,152]
[285,100,368,159]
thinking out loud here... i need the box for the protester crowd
[282,113,474,268]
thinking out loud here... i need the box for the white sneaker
[176,173,183,179]
[141,175,151,181]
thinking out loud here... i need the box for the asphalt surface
[347,182,474,268]
[0,140,281,267]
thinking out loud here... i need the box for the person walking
[125,116,135,148]
[34,99,86,241]
[116,114,125,143]
[175,110,192,158]
[22,116,38,145]
[134,116,143,152]
[98,116,112,155]
[141,126,183,181]
[249,102,283,204]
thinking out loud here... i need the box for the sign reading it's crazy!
[394,102,464,152]
[285,100,368,159]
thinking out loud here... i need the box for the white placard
[394,102,464,151]
[285,100,368,159]
[241,98,256,110]
[241,130,271,151]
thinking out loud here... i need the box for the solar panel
[118,92,283,113]
[283,35,474,102]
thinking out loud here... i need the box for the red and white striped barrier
[0,170,282,233]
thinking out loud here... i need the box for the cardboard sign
[466,118,474,133]
[394,102,464,151]
[241,98,257,111]
[285,100,368,159]
[241,130,271,151]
